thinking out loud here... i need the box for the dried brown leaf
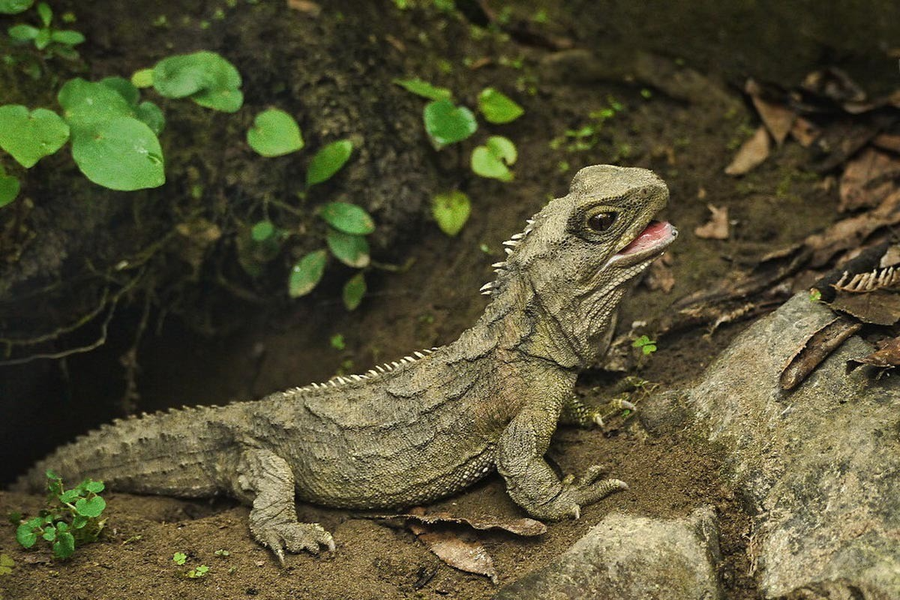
[725,127,770,176]
[780,317,861,390]
[694,205,729,240]
[831,290,900,325]
[849,336,900,369]
[410,526,498,583]
[385,508,546,536]
[286,0,321,15]
[805,189,900,267]
[790,117,821,148]
[839,148,900,212]
[801,68,867,104]
[750,95,795,146]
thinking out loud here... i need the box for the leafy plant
[632,335,658,355]
[152,51,243,113]
[550,95,625,153]
[0,0,35,15]
[188,564,210,579]
[477,88,524,124]
[173,552,187,566]
[306,140,353,186]
[13,470,107,560]
[393,78,451,101]
[7,2,85,60]
[423,98,478,150]
[173,551,209,578]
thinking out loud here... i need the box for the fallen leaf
[286,0,322,15]
[382,508,546,536]
[645,257,676,293]
[831,290,900,325]
[872,132,900,154]
[725,127,770,176]
[805,189,900,267]
[839,148,900,212]
[694,205,729,240]
[745,80,795,145]
[780,316,861,390]
[801,68,867,105]
[810,117,886,173]
[849,336,900,370]
[790,117,821,147]
[412,528,498,583]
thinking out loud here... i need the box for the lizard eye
[587,212,616,232]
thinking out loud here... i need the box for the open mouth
[608,220,678,268]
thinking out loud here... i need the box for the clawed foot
[254,521,335,564]
[534,465,628,521]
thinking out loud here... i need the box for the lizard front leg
[230,448,334,563]
[560,394,636,428]
[497,404,627,520]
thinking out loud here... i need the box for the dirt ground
[2,1,898,598]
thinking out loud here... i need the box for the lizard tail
[11,404,235,497]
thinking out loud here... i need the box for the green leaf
[190,87,243,113]
[0,105,69,168]
[99,76,139,105]
[471,135,517,182]
[42,526,56,541]
[250,220,275,242]
[326,228,370,268]
[0,174,20,208]
[477,88,524,124]
[393,78,452,101]
[36,1,51,26]
[423,99,477,149]
[173,552,187,566]
[247,108,304,157]
[53,532,75,559]
[0,0,33,14]
[431,191,471,236]
[72,515,88,529]
[288,250,327,298]
[16,522,39,548]
[7,24,38,40]
[34,27,49,49]
[130,68,154,89]
[50,30,84,45]
[83,480,104,494]
[136,101,165,135]
[342,272,366,311]
[58,489,79,503]
[71,116,165,191]
[306,139,353,186]
[318,202,375,235]
[152,51,241,98]
[74,495,106,518]
[58,78,135,132]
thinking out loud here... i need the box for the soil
[1,1,897,599]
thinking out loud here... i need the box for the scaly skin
[13,165,677,563]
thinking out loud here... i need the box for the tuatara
[14,165,677,562]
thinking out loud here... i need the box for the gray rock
[494,507,722,600]
[686,294,900,598]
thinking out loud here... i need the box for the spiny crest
[479,217,537,296]
[293,347,438,393]
[834,266,900,293]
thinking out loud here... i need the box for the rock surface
[494,507,722,600]
[686,294,900,598]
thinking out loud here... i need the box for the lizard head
[485,164,676,365]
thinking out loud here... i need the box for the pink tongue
[618,221,673,255]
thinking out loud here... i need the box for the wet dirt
[2,0,896,598]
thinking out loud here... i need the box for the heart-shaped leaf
[247,108,304,157]
[477,88,524,124]
[343,272,366,311]
[74,495,106,518]
[471,136,517,182]
[58,78,134,132]
[71,116,165,191]
[0,174,21,208]
[393,78,452,101]
[152,51,241,98]
[432,191,471,236]
[52,532,75,559]
[326,228,370,268]
[318,202,375,235]
[99,76,140,105]
[0,105,69,168]
[423,99,477,149]
[306,139,353,186]
[289,250,327,298]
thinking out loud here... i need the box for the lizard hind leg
[231,448,335,564]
